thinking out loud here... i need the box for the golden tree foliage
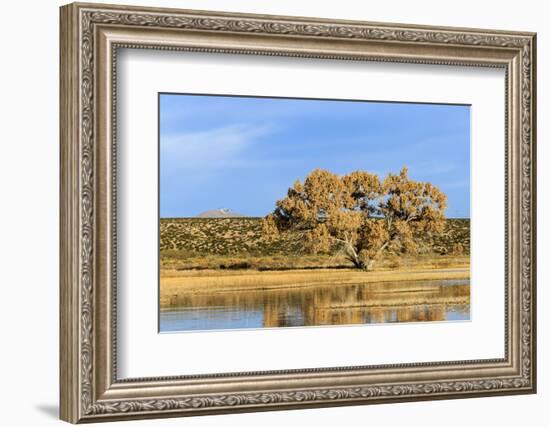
[263,167,447,270]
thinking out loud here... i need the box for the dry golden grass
[161,277,470,310]
[161,252,469,272]
[320,283,470,309]
[159,226,471,308]
[160,264,470,306]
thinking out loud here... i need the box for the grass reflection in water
[160,279,470,332]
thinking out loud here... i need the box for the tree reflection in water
[160,279,470,332]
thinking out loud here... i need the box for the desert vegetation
[160,218,468,270]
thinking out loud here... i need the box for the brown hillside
[160,218,469,256]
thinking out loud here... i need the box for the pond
[159,279,470,333]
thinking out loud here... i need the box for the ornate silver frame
[60,2,537,423]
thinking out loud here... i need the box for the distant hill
[196,208,244,218]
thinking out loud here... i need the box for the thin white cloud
[161,123,273,170]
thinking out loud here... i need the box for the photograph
[158,93,471,332]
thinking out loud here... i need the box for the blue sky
[160,94,470,218]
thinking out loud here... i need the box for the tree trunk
[343,242,365,270]
[352,240,391,271]
[351,258,366,270]
[341,239,390,271]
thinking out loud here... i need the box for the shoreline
[160,266,470,301]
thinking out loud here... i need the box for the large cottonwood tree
[263,167,447,270]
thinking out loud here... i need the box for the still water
[160,279,470,333]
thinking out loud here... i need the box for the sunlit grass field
[159,218,470,307]
[160,264,469,306]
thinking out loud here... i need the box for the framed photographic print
[158,93,471,333]
[60,2,537,423]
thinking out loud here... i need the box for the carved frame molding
[60,2,536,423]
